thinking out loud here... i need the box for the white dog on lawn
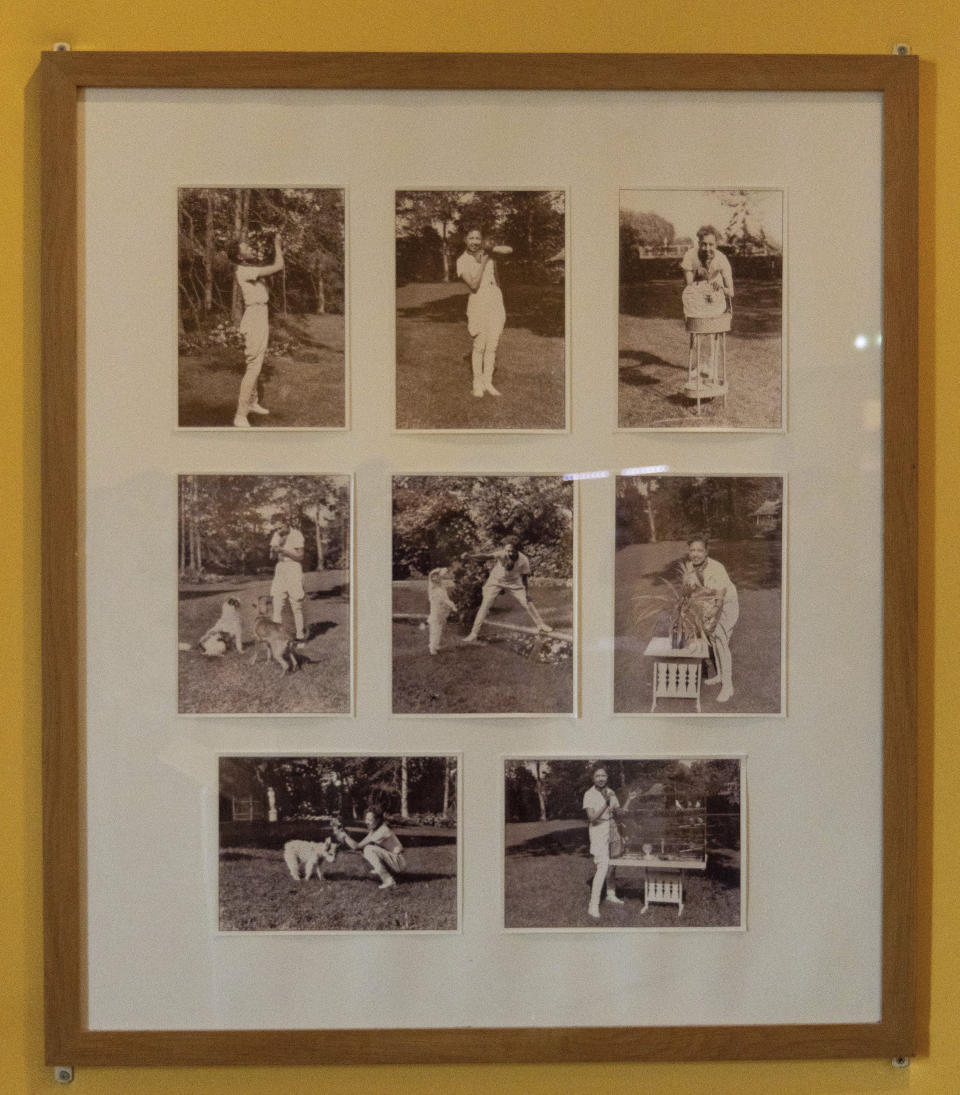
[198,596,244,656]
[283,838,338,881]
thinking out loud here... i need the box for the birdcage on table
[610,780,708,917]
[681,282,731,414]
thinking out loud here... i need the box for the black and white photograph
[178,186,346,429]
[614,474,784,715]
[395,189,566,430]
[219,755,459,932]
[504,757,743,929]
[178,474,351,714]
[392,474,575,714]
[619,189,784,430]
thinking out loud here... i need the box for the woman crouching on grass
[332,807,406,890]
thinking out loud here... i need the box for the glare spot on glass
[562,470,609,481]
[621,465,670,476]
[876,333,883,346]
[854,334,869,350]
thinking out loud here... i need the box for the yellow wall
[2,2,951,1091]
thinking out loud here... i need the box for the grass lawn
[504,820,741,929]
[179,313,346,428]
[220,823,458,931]
[392,580,574,714]
[178,569,350,714]
[614,540,782,715]
[618,278,782,429]
[396,282,565,430]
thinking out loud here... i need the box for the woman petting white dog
[332,807,406,890]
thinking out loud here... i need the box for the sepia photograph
[219,755,459,932]
[395,189,566,430]
[619,188,783,430]
[614,474,783,715]
[178,187,346,429]
[178,474,351,714]
[392,474,575,714]
[504,757,743,929]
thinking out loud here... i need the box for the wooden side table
[643,636,709,712]
[609,853,709,918]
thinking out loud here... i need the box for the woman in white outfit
[227,229,284,428]
[683,537,739,703]
[456,228,512,397]
[582,766,625,920]
[268,514,306,642]
[333,807,406,890]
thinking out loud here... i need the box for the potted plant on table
[634,560,724,650]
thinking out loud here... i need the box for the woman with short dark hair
[333,807,406,890]
[456,226,512,398]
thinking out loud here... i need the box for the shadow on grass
[663,390,709,407]
[180,586,252,601]
[399,284,564,339]
[180,581,347,603]
[620,278,781,339]
[336,833,458,851]
[221,829,457,852]
[304,620,338,640]
[317,869,455,885]
[308,586,347,600]
[507,827,587,857]
[706,848,741,887]
[618,355,676,388]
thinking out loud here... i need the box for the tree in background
[219,756,457,823]
[395,190,469,282]
[396,190,565,285]
[619,208,678,280]
[392,475,574,579]
[178,474,350,580]
[178,187,345,341]
[615,475,782,546]
[715,189,780,256]
[504,759,740,823]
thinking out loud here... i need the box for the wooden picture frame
[41,50,918,1066]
